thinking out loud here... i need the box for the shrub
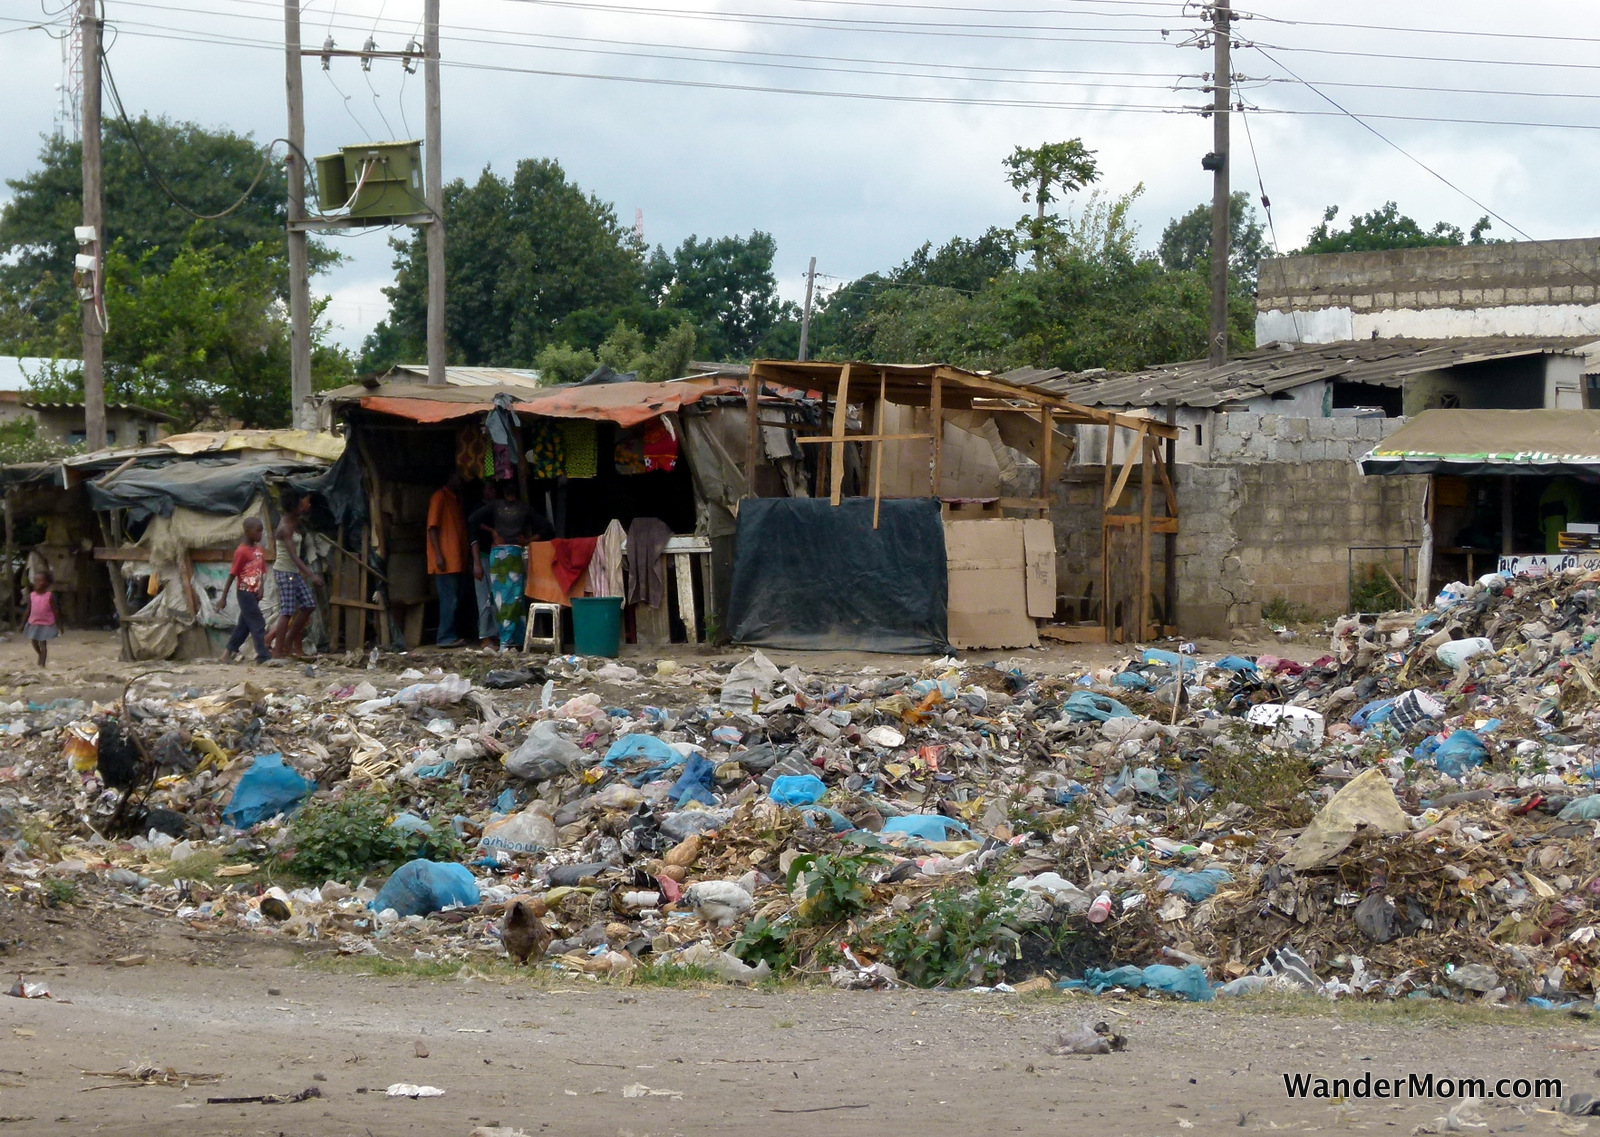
[285,790,463,882]
[788,851,882,926]
[874,879,1022,988]
[732,916,792,973]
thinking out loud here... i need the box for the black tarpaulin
[290,445,368,531]
[727,496,948,654]
[86,460,317,519]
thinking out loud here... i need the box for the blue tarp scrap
[1063,963,1214,1002]
[1061,692,1135,723]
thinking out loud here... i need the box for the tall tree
[1002,139,1100,260]
[645,231,788,359]
[1158,191,1268,289]
[1298,202,1493,254]
[0,116,331,345]
[363,159,646,370]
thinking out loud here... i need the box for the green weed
[873,879,1023,988]
[789,851,883,927]
[285,789,464,882]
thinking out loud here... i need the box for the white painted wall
[1257,303,1600,345]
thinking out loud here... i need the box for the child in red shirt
[220,518,270,663]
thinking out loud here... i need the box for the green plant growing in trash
[285,789,464,881]
[1349,565,1405,613]
[40,879,80,907]
[1261,595,1311,625]
[733,916,793,973]
[1200,727,1315,826]
[788,851,883,926]
[874,878,1023,988]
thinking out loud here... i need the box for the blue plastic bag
[221,753,312,828]
[800,806,856,832]
[1061,692,1135,723]
[1073,963,1213,1002]
[1214,655,1260,674]
[669,753,718,806]
[1350,698,1396,730]
[1142,648,1196,671]
[603,734,683,766]
[1113,672,1151,690]
[370,859,480,917]
[1559,795,1600,821]
[769,774,827,806]
[1161,867,1233,902]
[1431,730,1487,778]
[880,814,970,842]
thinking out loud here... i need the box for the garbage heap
[6,566,1600,1004]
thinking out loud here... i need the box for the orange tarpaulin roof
[360,381,740,428]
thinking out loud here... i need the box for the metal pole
[284,0,313,427]
[80,0,105,451]
[1207,0,1231,368]
[797,256,816,362]
[424,0,446,387]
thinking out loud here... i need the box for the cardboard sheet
[944,518,1039,649]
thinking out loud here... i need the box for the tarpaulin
[290,444,369,532]
[727,497,948,654]
[1360,409,1600,476]
[86,460,316,519]
[360,381,740,428]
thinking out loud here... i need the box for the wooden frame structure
[744,360,1180,641]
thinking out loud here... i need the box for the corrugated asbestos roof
[1002,336,1600,409]
[386,365,543,387]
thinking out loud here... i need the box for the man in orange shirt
[427,473,470,647]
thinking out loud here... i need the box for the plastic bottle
[1087,891,1113,924]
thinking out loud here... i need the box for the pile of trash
[8,564,1600,1007]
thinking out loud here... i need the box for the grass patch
[1209,989,1580,1027]
[147,847,267,887]
[626,961,721,987]
[1261,596,1311,625]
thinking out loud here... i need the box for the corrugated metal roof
[386,365,543,386]
[1003,336,1600,409]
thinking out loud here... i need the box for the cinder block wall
[1051,415,1425,637]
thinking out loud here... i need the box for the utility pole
[797,256,817,362]
[1206,0,1231,368]
[79,0,105,452]
[284,0,313,428]
[423,0,446,387]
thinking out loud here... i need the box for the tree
[531,318,696,385]
[363,159,646,371]
[1003,139,1100,260]
[0,116,333,346]
[1157,191,1269,290]
[1298,202,1493,254]
[26,236,350,430]
[645,232,788,360]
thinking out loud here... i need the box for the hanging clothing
[456,424,487,482]
[641,417,679,473]
[589,519,626,598]
[560,420,599,479]
[625,516,673,608]
[524,419,566,480]
[485,392,521,446]
[550,537,599,594]
[488,544,528,648]
[492,443,516,480]
[475,552,500,642]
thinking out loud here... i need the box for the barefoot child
[220,517,270,663]
[24,570,60,667]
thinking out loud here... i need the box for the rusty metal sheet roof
[1003,336,1600,409]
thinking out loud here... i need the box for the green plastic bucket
[571,596,624,657]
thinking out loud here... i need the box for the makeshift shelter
[70,430,344,660]
[1360,408,1600,595]
[317,371,744,652]
[738,361,1180,649]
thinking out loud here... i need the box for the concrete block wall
[1049,411,1424,637]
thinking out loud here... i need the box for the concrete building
[0,357,172,447]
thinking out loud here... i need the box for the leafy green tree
[646,231,788,359]
[27,236,350,429]
[1298,202,1493,254]
[1003,139,1100,260]
[1157,191,1269,289]
[363,159,646,370]
[531,318,696,384]
[895,227,1016,294]
[0,115,333,346]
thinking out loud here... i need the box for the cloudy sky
[2,0,1597,351]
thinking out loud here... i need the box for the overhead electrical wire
[1236,9,1600,49]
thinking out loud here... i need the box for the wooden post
[1164,400,1178,631]
[1100,422,1115,637]
[929,375,943,499]
[2,490,12,629]
[829,363,852,506]
[1038,406,1053,504]
[1139,432,1154,640]
[745,365,761,495]
[1501,476,1514,556]
[95,512,133,660]
[80,0,106,451]
[283,0,313,428]
[871,371,886,528]
[1417,475,1436,604]
[423,0,446,388]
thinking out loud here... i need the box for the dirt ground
[8,624,1522,1137]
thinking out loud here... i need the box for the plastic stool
[523,602,562,655]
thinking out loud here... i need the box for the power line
[1253,36,1600,74]
[1238,9,1600,49]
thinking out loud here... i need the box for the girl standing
[24,570,60,667]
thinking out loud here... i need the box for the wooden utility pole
[1206,0,1231,368]
[79,0,105,451]
[424,0,446,387]
[284,0,313,428]
[797,256,817,362]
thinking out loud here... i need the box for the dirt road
[3,944,1598,1137]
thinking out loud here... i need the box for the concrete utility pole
[1206,0,1231,368]
[284,0,314,428]
[797,256,817,362]
[79,0,105,451]
[423,0,446,387]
